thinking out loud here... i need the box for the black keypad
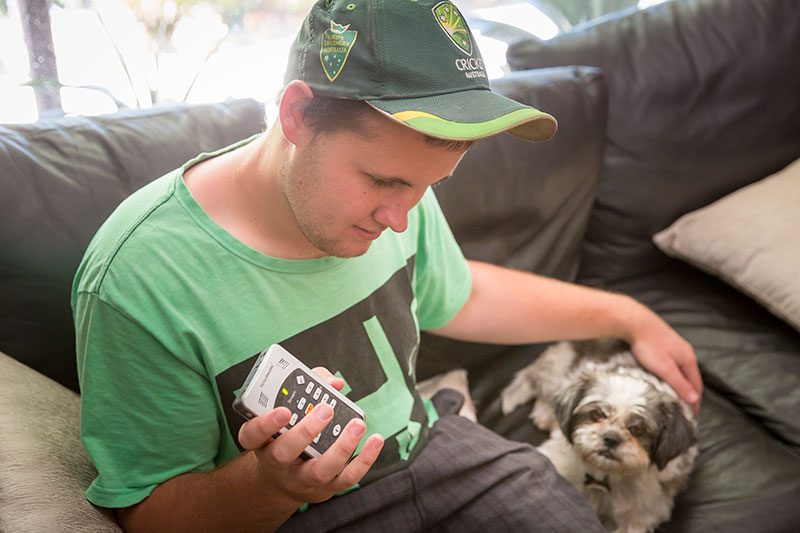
[273,369,364,457]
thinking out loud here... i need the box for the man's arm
[430,260,702,412]
[116,374,384,533]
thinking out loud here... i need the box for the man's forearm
[116,451,300,533]
[432,260,702,412]
[432,260,646,345]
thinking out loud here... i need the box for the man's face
[279,113,466,258]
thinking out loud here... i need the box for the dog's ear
[553,376,588,444]
[652,401,698,470]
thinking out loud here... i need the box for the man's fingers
[661,359,702,415]
[298,418,368,485]
[311,366,346,391]
[668,341,703,414]
[263,403,334,465]
[669,366,698,404]
[633,334,703,415]
[333,434,384,490]
[678,357,703,414]
[238,407,291,450]
[300,431,384,495]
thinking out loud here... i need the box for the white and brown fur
[501,339,698,533]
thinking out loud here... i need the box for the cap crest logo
[432,2,472,56]
[320,21,358,82]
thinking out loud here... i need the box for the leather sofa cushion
[0,100,265,391]
[436,66,606,282]
[654,388,800,532]
[419,66,606,381]
[506,0,800,286]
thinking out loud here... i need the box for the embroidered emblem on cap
[432,1,471,56]
[320,21,358,82]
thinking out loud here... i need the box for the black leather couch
[1,0,798,530]
[421,0,800,531]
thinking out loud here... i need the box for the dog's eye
[629,424,647,437]
[590,409,606,422]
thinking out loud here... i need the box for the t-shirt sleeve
[412,188,472,330]
[74,292,220,509]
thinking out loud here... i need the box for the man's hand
[432,261,703,414]
[237,367,384,505]
[623,310,703,414]
[115,368,383,533]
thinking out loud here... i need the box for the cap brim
[366,89,557,142]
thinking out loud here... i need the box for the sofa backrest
[507,0,800,287]
[0,100,266,391]
[418,66,608,380]
[436,66,607,282]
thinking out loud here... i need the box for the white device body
[233,344,365,458]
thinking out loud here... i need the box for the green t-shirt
[72,136,472,509]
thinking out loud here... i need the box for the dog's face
[554,369,697,475]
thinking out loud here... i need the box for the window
[0,0,316,123]
[462,1,670,78]
[0,0,670,123]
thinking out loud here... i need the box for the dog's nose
[603,432,622,448]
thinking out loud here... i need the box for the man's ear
[279,80,315,147]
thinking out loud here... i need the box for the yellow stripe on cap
[392,110,441,121]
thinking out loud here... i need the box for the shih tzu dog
[501,339,698,533]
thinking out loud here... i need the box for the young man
[73,0,702,531]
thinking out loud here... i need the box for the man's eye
[371,177,392,188]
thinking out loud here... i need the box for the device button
[332,424,342,437]
[313,433,321,443]
[297,397,306,411]
[305,382,314,394]
[296,375,306,385]
[289,413,298,426]
[322,393,330,405]
[330,399,337,409]
[313,387,322,400]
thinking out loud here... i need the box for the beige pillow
[0,352,121,532]
[653,156,800,333]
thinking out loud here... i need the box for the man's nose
[373,202,409,233]
[373,188,421,233]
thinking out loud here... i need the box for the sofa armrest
[0,351,120,532]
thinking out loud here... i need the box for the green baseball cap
[285,0,557,142]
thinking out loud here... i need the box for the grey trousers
[279,393,603,532]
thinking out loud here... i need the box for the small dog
[501,339,698,533]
